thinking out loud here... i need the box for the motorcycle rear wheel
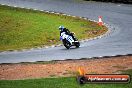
[75,42,80,48]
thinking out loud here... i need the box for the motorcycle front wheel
[63,40,71,49]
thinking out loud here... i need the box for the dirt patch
[0,55,132,80]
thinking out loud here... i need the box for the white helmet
[59,25,64,31]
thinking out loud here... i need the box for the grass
[0,69,131,88]
[0,5,107,51]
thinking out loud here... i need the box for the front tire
[63,39,71,49]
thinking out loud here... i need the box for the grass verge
[0,5,107,51]
[0,69,131,88]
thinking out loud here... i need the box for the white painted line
[40,10,44,12]
[83,18,87,20]
[13,6,17,7]
[7,5,10,6]
[51,45,55,48]
[37,47,41,49]
[72,16,76,18]
[99,56,103,58]
[13,50,18,52]
[45,11,49,12]
[21,7,25,8]
[55,13,60,14]
[90,20,93,21]
[99,36,102,38]
[27,8,31,10]
[30,48,34,50]
[22,49,26,52]
[1,4,5,5]
[50,12,55,13]
[121,54,126,56]
[33,9,38,11]
[62,14,67,15]
[0,51,7,54]
[67,15,71,16]
[111,55,116,56]
[56,44,61,47]
[45,46,49,48]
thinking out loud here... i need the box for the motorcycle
[60,32,80,49]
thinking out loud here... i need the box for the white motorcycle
[60,32,80,49]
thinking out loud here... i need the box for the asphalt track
[0,0,132,63]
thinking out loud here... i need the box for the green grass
[0,5,107,51]
[0,69,131,88]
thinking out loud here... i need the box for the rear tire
[75,42,80,48]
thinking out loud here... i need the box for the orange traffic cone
[98,16,103,26]
[78,67,85,76]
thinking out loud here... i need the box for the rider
[59,26,77,41]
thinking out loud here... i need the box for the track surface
[0,0,132,63]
